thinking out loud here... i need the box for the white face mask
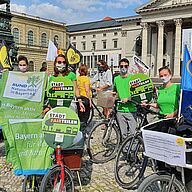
[160,75,171,84]
[19,65,27,72]
[56,63,66,72]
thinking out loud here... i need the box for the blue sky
[8,0,149,24]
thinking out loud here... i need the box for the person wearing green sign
[46,54,85,112]
[113,58,137,139]
[147,66,180,118]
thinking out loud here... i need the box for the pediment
[136,0,192,13]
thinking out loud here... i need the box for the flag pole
[177,88,183,121]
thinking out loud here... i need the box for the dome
[103,17,113,21]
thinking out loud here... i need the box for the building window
[93,34,96,38]
[92,41,96,50]
[114,40,118,48]
[28,30,33,45]
[103,33,106,37]
[103,41,106,49]
[82,42,86,50]
[72,42,76,48]
[135,36,142,56]
[41,33,47,47]
[73,36,76,40]
[28,61,34,72]
[114,32,117,36]
[83,35,85,39]
[121,31,127,37]
[13,28,19,44]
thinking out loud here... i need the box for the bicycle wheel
[115,134,147,189]
[137,173,187,192]
[86,107,94,127]
[40,166,74,192]
[87,121,120,164]
[22,175,43,192]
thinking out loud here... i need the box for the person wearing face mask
[46,54,85,112]
[113,58,137,139]
[91,59,112,118]
[147,66,180,118]
[18,55,28,73]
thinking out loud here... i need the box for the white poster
[182,29,192,60]
[142,129,186,167]
[3,71,45,102]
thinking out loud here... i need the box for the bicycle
[39,107,85,192]
[86,89,105,127]
[40,145,75,192]
[87,99,162,164]
[137,112,192,192]
[114,101,165,189]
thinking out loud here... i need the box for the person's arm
[73,80,85,112]
[97,70,112,92]
[84,82,92,108]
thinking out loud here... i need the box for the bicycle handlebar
[115,99,165,119]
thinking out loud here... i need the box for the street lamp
[91,47,95,72]
[111,58,114,75]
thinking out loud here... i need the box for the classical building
[68,0,192,79]
[11,11,67,72]
[68,16,142,71]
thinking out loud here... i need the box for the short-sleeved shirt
[77,76,92,98]
[113,74,136,113]
[65,71,77,82]
[91,69,112,91]
[157,84,180,115]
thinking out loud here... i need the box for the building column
[156,21,165,75]
[141,22,148,65]
[174,18,182,77]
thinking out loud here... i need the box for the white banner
[142,128,186,167]
[3,71,45,102]
[129,55,150,74]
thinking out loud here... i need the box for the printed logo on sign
[27,76,41,88]
[3,72,44,102]
[176,138,184,146]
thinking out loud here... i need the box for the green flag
[3,119,53,175]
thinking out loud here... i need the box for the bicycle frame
[91,99,105,119]
[55,145,65,192]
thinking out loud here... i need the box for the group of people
[3,54,180,140]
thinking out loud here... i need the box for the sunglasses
[19,64,27,66]
[57,61,66,64]
[120,65,128,68]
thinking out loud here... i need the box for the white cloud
[11,3,27,13]
[9,0,145,24]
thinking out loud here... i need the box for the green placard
[129,73,154,103]
[42,107,80,149]
[46,76,75,107]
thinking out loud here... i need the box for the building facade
[11,12,67,72]
[68,16,142,71]
[68,0,192,78]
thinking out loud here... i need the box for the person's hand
[121,98,128,103]
[165,113,175,118]
[141,102,147,106]
[79,102,85,112]
[96,88,102,92]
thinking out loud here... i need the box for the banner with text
[142,128,186,167]
[3,119,53,175]
[0,71,47,124]
[129,73,154,103]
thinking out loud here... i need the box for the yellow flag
[0,45,12,69]
[66,44,82,65]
